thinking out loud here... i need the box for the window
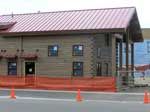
[104,63,109,76]
[97,63,102,76]
[73,45,83,56]
[8,62,17,75]
[105,34,110,46]
[48,45,58,56]
[73,62,83,76]
[147,41,150,53]
[97,48,101,57]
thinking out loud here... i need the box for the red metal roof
[135,65,150,71]
[0,7,138,33]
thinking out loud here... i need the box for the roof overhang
[126,9,143,42]
[0,28,126,37]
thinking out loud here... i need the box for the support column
[131,43,134,77]
[117,39,123,91]
[126,34,129,85]
[119,40,123,70]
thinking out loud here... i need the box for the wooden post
[131,43,134,78]
[126,33,129,85]
[119,39,123,70]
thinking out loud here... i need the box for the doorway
[25,62,35,76]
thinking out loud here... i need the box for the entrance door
[25,62,35,76]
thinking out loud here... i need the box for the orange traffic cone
[144,90,149,104]
[10,87,16,99]
[76,89,82,102]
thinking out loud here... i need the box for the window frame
[72,62,83,77]
[72,45,84,56]
[48,45,59,56]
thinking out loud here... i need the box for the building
[134,28,150,65]
[0,7,143,90]
[131,29,150,86]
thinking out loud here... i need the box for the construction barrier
[0,76,25,88]
[0,75,116,92]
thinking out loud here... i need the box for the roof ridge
[1,6,135,16]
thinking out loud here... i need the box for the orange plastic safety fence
[0,76,25,88]
[0,76,116,92]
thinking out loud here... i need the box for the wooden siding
[0,34,116,77]
[0,35,94,77]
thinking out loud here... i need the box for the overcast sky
[0,0,149,28]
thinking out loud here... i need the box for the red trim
[3,54,17,59]
[20,54,38,59]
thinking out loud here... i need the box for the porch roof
[3,54,17,59]
[20,53,38,60]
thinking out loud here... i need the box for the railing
[116,70,150,91]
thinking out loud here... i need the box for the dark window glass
[105,63,109,76]
[8,62,17,75]
[97,63,102,76]
[73,45,83,56]
[48,45,58,56]
[25,62,35,75]
[73,62,83,76]
[105,34,110,46]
